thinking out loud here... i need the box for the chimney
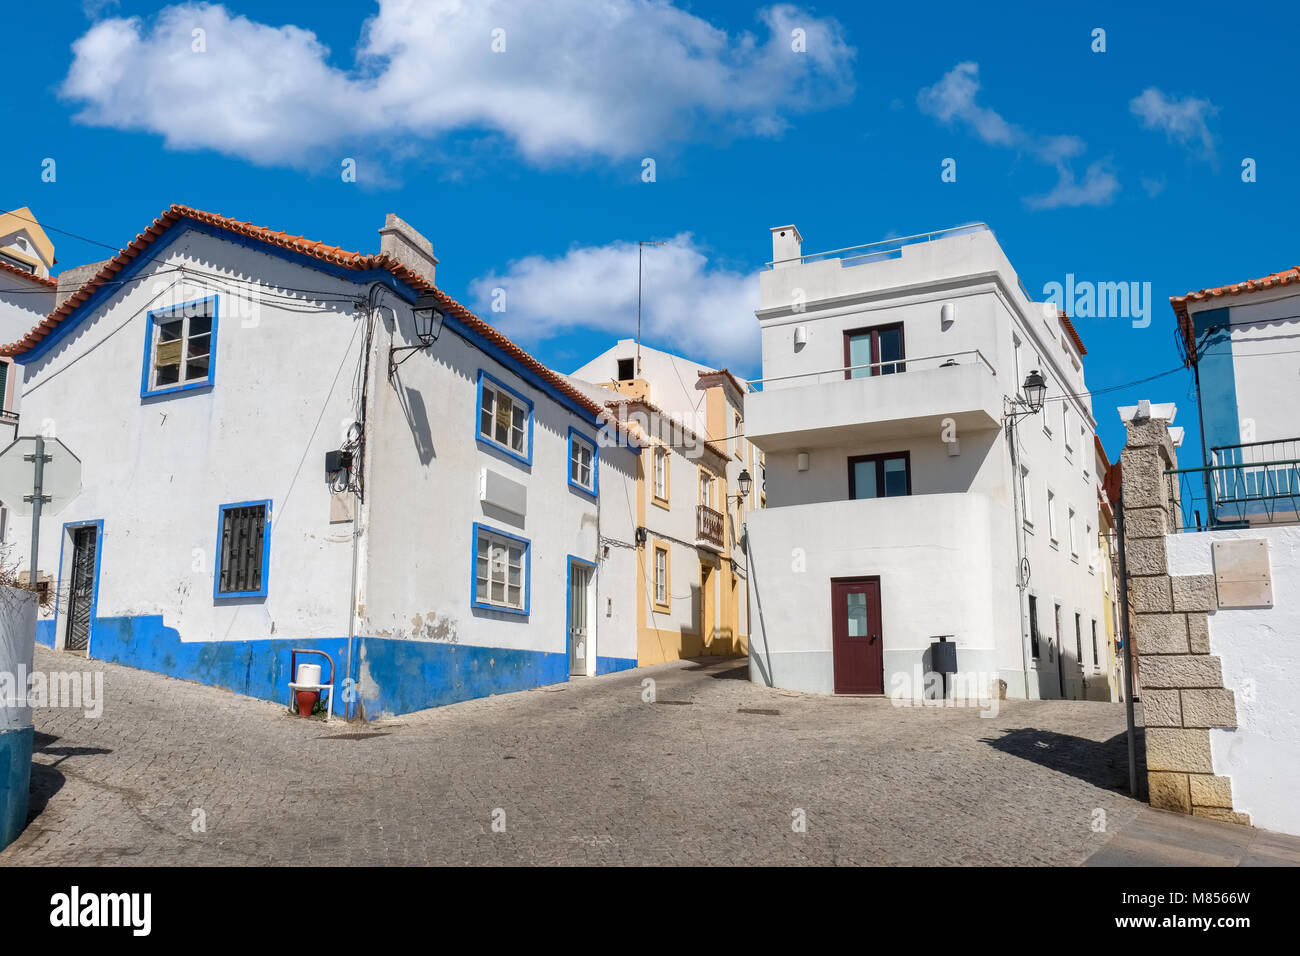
[55,259,111,309]
[770,224,802,269]
[379,213,439,285]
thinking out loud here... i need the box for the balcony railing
[744,349,997,392]
[696,505,724,550]
[1166,437,1300,531]
[767,222,991,269]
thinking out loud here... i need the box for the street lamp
[389,292,446,378]
[729,468,753,507]
[1005,369,1048,423]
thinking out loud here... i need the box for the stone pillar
[1119,406,1248,824]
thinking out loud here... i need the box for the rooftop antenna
[637,240,666,376]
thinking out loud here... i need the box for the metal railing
[744,349,997,392]
[767,222,990,269]
[696,505,724,548]
[1166,438,1300,531]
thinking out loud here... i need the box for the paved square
[2,646,1294,866]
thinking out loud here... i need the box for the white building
[2,204,640,718]
[745,223,1107,700]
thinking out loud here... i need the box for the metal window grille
[218,504,266,594]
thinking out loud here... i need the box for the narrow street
[5,646,1296,866]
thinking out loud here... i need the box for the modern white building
[744,223,1107,700]
[2,204,640,719]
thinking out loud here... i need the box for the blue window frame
[567,427,599,498]
[476,370,534,466]
[141,295,219,398]
[214,500,271,599]
[471,522,530,616]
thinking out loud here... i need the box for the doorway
[64,523,100,653]
[567,558,594,676]
[831,577,883,694]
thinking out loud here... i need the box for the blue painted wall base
[61,614,639,720]
[0,726,34,851]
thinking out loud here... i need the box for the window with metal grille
[216,501,269,597]
[147,297,215,394]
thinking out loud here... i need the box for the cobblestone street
[3,646,1295,866]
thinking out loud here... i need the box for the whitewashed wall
[1166,525,1300,836]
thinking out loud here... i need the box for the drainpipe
[1006,415,1033,701]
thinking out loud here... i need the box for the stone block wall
[1119,410,1249,825]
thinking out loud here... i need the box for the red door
[831,578,883,694]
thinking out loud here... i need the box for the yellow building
[1095,437,1124,702]
[569,342,763,664]
[0,207,56,279]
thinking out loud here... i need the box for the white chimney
[379,213,439,285]
[771,225,802,269]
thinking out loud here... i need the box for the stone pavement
[2,646,1297,866]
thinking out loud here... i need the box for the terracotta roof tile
[1057,310,1087,356]
[1171,266,1300,363]
[0,204,609,422]
[0,258,56,288]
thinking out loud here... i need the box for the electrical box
[325,449,353,474]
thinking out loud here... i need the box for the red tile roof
[0,258,56,288]
[1057,310,1087,356]
[0,203,608,421]
[697,367,750,398]
[1171,266,1300,361]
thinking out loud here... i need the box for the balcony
[1167,437,1300,531]
[745,351,1002,452]
[696,505,724,551]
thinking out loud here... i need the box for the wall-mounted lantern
[389,292,446,379]
[1004,369,1048,424]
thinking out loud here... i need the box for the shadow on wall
[981,727,1146,796]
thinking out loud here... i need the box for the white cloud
[1130,87,1218,161]
[1024,160,1120,211]
[60,0,854,168]
[468,235,760,370]
[917,62,1117,209]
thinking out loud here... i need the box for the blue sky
[3,0,1296,462]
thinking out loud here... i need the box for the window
[1052,604,1062,662]
[143,297,216,396]
[653,545,669,608]
[617,357,635,381]
[698,469,714,508]
[844,322,905,378]
[215,501,270,598]
[1029,595,1040,659]
[477,372,532,464]
[734,412,744,459]
[1075,613,1083,665]
[1047,489,1058,542]
[1081,427,1090,479]
[1062,404,1072,452]
[1091,619,1099,667]
[1020,464,1032,525]
[1086,521,1095,570]
[1068,506,1078,557]
[848,452,911,499]
[567,428,597,497]
[652,446,668,503]
[0,360,8,412]
[472,524,529,614]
